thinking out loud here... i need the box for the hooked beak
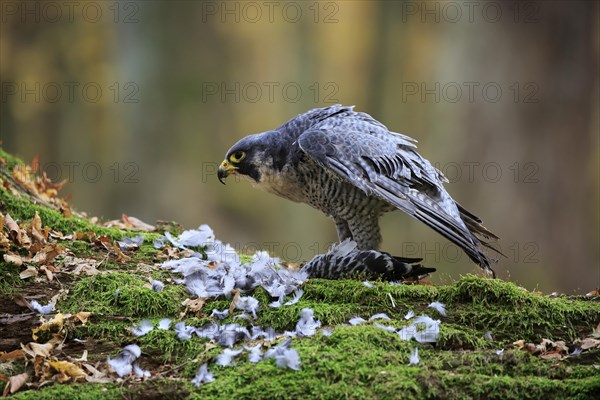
[217,160,237,184]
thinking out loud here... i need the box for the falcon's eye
[230,151,246,163]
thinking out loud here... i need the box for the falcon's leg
[334,219,352,242]
[348,216,382,250]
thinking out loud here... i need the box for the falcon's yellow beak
[217,160,238,184]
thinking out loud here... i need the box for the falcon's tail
[456,203,506,267]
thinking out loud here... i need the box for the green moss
[0,260,23,296]
[10,383,121,400]
[2,146,599,400]
[439,275,600,342]
[0,186,124,240]
[60,273,187,317]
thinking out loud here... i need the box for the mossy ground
[1,148,599,399]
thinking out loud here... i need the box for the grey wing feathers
[297,109,497,269]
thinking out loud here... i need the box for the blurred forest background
[1,1,598,293]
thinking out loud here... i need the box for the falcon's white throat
[252,163,305,203]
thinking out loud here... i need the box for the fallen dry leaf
[575,337,600,350]
[229,289,241,315]
[12,294,31,309]
[83,363,113,383]
[121,214,155,231]
[0,349,26,362]
[113,242,131,262]
[3,253,23,267]
[2,372,29,396]
[30,211,47,243]
[47,360,88,382]
[21,338,58,358]
[32,313,65,340]
[181,298,207,318]
[4,213,21,245]
[19,266,38,280]
[72,311,92,324]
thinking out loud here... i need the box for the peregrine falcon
[218,105,500,275]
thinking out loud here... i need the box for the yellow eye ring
[230,151,246,163]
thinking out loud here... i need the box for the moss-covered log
[1,148,599,400]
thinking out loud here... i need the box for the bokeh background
[1,1,598,293]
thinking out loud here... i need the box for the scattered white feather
[215,348,243,367]
[275,348,301,370]
[251,326,277,341]
[122,344,142,360]
[404,310,415,320]
[107,344,142,377]
[321,328,333,337]
[217,324,250,347]
[570,348,583,356]
[210,309,230,320]
[428,301,447,316]
[369,313,391,321]
[349,317,367,326]
[158,318,172,330]
[388,293,396,308]
[496,349,504,356]
[362,281,375,288]
[408,347,419,365]
[191,363,215,387]
[30,300,55,314]
[117,235,144,250]
[264,338,292,360]
[107,356,133,377]
[233,313,252,321]
[374,322,397,333]
[151,280,164,292]
[397,325,417,341]
[131,320,154,337]
[235,296,259,319]
[284,289,304,306]
[244,344,263,363]
[153,237,167,249]
[133,363,151,378]
[296,308,321,337]
[175,322,196,340]
[412,316,441,343]
[484,331,493,341]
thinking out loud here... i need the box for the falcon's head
[218,132,279,185]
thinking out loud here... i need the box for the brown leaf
[13,294,31,309]
[113,242,131,262]
[0,349,26,362]
[82,363,113,383]
[540,352,564,360]
[121,214,155,231]
[2,372,29,396]
[20,266,39,280]
[72,312,92,324]
[181,298,207,318]
[21,340,55,358]
[3,253,23,267]
[576,337,600,350]
[4,213,21,245]
[73,231,97,242]
[229,289,241,315]
[39,265,54,281]
[47,360,87,382]
[32,313,65,340]
[30,212,47,243]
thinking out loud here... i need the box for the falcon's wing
[297,112,496,269]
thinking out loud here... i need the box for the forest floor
[1,147,599,400]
